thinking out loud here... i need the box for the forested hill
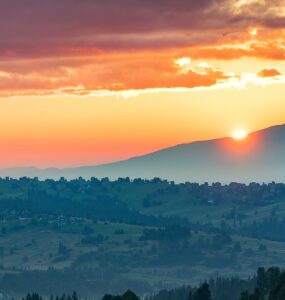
[0,178,285,297]
[0,177,285,225]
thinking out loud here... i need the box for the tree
[269,272,285,300]
[193,283,211,300]
[122,290,140,300]
[239,291,250,300]
[256,267,267,296]
[249,289,262,300]
[72,291,78,300]
[23,293,43,300]
[57,242,69,256]
[102,291,140,300]
[239,289,262,300]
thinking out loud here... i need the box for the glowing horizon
[0,1,285,168]
[232,130,248,140]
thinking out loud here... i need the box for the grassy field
[0,217,284,289]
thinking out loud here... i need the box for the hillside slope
[1,124,285,183]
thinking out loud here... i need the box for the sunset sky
[1,0,285,168]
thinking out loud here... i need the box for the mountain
[1,124,285,183]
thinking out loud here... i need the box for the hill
[1,124,285,183]
[0,178,285,297]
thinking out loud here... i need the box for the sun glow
[232,130,248,140]
[175,57,191,68]
[249,27,258,36]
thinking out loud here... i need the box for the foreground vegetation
[20,267,285,300]
[0,177,284,297]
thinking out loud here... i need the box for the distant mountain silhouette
[1,124,285,183]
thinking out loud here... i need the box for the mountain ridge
[1,123,285,183]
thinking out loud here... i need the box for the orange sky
[0,0,285,167]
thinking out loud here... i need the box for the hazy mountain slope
[1,124,285,183]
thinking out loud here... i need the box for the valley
[0,178,284,297]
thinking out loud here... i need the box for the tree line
[19,267,285,300]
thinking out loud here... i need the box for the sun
[232,129,248,140]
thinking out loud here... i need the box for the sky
[1,0,285,168]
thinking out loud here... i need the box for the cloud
[0,0,284,57]
[258,68,281,77]
[1,49,285,97]
[182,41,285,61]
[0,0,285,96]
[0,57,233,97]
